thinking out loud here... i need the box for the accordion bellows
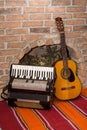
[8,64,56,109]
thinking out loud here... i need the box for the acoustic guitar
[54,17,81,100]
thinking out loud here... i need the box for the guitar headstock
[55,17,64,32]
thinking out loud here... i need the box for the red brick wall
[0,0,87,90]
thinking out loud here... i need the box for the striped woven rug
[0,88,87,130]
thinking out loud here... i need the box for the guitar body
[54,59,81,100]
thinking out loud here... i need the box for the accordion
[8,64,56,109]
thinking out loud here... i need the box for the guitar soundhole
[61,68,75,82]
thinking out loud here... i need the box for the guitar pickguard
[68,68,75,82]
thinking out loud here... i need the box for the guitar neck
[60,32,69,70]
[55,17,69,70]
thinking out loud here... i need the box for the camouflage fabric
[19,44,62,67]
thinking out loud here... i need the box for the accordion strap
[1,78,14,100]
[1,84,9,100]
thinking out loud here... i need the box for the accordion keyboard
[11,64,55,80]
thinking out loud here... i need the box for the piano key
[29,70,33,79]
[11,69,16,77]
[14,67,17,77]
[19,66,24,78]
[34,70,37,79]
[17,69,20,78]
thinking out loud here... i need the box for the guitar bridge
[61,86,75,90]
